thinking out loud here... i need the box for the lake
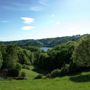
[41,47,51,52]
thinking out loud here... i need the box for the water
[41,47,51,52]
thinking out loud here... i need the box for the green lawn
[0,69,90,90]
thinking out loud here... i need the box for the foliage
[48,69,61,78]
[48,64,70,78]
[0,51,3,69]
[0,35,80,47]
[72,35,90,67]
[0,72,90,90]
[47,41,75,70]
[22,64,30,70]
[33,52,49,70]
[2,45,18,70]
[15,63,22,71]
[24,46,41,52]
[34,74,43,79]
[17,48,32,65]
[20,71,26,78]
[32,41,75,75]
[1,34,90,79]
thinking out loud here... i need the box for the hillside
[0,70,90,90]
[0,35,80,47]
[0,34,90,90]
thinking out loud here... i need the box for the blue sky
[0,0,90,41]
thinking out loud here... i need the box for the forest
[0,35,80,47]
[0,34,90,79]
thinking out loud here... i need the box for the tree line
[32,34,90,78]
[0,34,90,79]
[0,35,80,47]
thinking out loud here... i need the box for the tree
[17,48,31,65]
[33,41,75,72]
[33,52,49,70]
[72,35,90,67]
[2,45,18,70]
[0,51,3,69]
[47,41,75,70]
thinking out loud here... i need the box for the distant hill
[0,35,81,47]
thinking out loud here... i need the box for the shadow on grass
[32,67,50,75]
[69,74,90,82]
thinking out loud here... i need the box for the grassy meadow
[0,69,90,90]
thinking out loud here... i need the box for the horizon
[0,34,82,42]
[0,0,90,41]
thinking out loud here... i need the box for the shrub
[17,71,27,80]
[34,74,43,79]
[23,64,30,70]
[20,71,26,78]
[8,69,19,77]
[49,69,61,78]
[16,63,22,71]
[60,64,70,75]
[69,62,79,74]
[7,63,22,77]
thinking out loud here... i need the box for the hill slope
[0,35,80,47]
[0,70,90,90]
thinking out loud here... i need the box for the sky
[0,0,90,41]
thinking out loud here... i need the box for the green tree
[72,35,90,67]
[33,52,49,69]
[3,45,18,70]
[33,41,75,72]
[17,48,31,65]
[0,51,3,69]
[47,41,75,70]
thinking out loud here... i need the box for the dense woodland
[0,34,90,79]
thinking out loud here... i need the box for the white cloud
[21,17,35,31]
[22,26,34,30]
[21,17,34,24]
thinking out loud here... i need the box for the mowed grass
[0,69,90,90]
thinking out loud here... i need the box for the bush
[4,63,22,77]
[23,64,30,70]
[69,62,79,74]
[21,71,26,77]
[16,63,22,71]
[8,69,20,77]
[60,64,69,75]
[47,64,70,78]
[49,69,61,78]
[17,71,26,80]
[34,74,43,79]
